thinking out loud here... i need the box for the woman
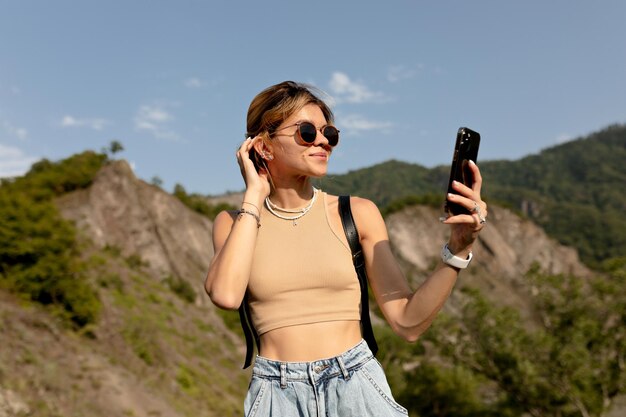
[205,81,487,416]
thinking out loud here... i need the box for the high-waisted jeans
[244,339,409,417]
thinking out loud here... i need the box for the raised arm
[354,161,487,341]
[204,137,270,310]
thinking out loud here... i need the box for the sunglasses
[272,121,340,147]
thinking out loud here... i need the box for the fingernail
[447,193,454,199]
[439,216,447,223]
[452,181,459,186]
[469,160,476,165]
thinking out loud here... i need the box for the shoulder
[349,196,380,216]
[211,210,239,251]
[214,209,239,224]
[350,197,385,236]
[325,193,385,238]
[212,209,238,234]
[324,193,379,213]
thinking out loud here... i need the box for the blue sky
[1,1,625,195]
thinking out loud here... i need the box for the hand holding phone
[445,127,480,216]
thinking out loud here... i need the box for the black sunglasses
[272,121,340,147]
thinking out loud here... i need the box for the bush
[13,151,107,201]
[0,151,106,327]
[380,193,443,217]
[164,275,196,303]
[173,183,235,220]
[0,192,101,327]
[425,268,626,417]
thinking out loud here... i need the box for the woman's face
[267,103,335,179]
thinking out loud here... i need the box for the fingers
[446,192,488,215]
[446,190,474,210]
[442,211,485,232]
[445,192,488,228]
[236,137,260,166]
[468,160,483,195]
[451,162,482,199]
[235,137,260,183]
[443,162,487,244]
[237,136,255,157]
[441,213,475,225]
[449,162,486,218]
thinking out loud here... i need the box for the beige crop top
[247,192,361,335]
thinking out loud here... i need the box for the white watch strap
[441,243,473,269]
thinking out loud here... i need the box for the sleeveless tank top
[248,192,361,335]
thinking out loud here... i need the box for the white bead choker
[265,188,319,226]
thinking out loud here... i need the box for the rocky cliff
[386,204,590,316]
[1,161,246,417]
[0,160,592,417]
[58,160,215,296]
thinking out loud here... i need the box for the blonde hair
[246,81,334,140]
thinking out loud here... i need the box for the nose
[313,128,331,148]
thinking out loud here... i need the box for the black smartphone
[444,127,480,216]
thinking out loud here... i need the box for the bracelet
[237,209,261,228]
[441,243,473,269]
[242,201,260,214]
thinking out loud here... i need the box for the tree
[109,140,124,155]
[0,151,105,326]
[0,191,100,326]
[426,266,626,417]
[151,176,164,187]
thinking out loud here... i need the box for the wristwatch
[441,243,473,269]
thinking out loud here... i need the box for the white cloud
[387,64,424,82]
[0,143,38,178]
[184,77,205,88]
[328,72,390,104]
[2,120,28,139]
[60,115,109,130]
[555,133,572,144]
[337,113,394,136]
[134,103,180,141]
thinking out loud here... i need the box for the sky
[1,0,625,195]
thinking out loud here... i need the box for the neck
[268,178,316,209]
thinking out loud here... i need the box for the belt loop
[280,362,287,389]
[337,356,350,380]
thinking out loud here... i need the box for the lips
[309,152,328,159]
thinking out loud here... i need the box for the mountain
[1,159,248,417]
[318,124,626,266]
[3,121,625,416]
[0,155,591,416]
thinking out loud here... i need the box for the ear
[253,133,274,159]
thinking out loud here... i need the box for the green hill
[318,124,626,266]
[1,136,625,417]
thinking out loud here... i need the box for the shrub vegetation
[0,151,107,326]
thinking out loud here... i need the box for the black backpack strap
[338,195,379,356]
[238,292,259,369]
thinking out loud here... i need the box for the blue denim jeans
[244,339,408,417]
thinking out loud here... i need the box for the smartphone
[444,127,480,216]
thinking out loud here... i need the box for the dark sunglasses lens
[323,126,339,146]
[298,122,317,143]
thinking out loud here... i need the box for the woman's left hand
[442,160,487,253]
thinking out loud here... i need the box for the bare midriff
[258,320,363,362]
